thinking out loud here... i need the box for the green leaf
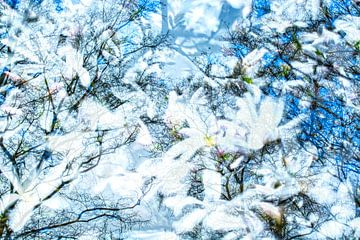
[281,64,291,77]
[222,153,231,161]
[242,76,253,84]
[216,151,232,163]
[292,33,302,50]
[355,41,360,51]
[315,49,323,57]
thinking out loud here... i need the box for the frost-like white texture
[83,146,145,198]
[48,82,67,98]
[168,0,223,35]
[9,198,38,232]
[259,0,323,34]
[173,208,207,233]
[7,156,78,231]
[93,172,144,198]
[285,147,316,176]
[159,49,198,79]
[331,205,354,221]
[202,170,222,201]
[291,60,317,75]
[334,16,360,43]
[318,221,346,238]
[164,91,187,127]
[183,1,222,35]
[0,105,22,116]
[61,0,93,14]
[60,47,91,87]
[235,93,284,149]
[301,29,341,46]
[230,156,244,170]
[234,89,306,150]
[203,209,245,231]
[127,230,178,240]
[42,195,69,210]
[0,194,19,215]
[0,0,358,237]
[47,131,86,159]
[163,196,203,217]
[78,99,126,130]
[270,0,321,22]
[163,88,221,161]
[96,28,122,65]
[242,48,267,78]
[226,0,253,17]
[226,0,245,8]
[157,159,192,195]
[147,101,156,119]
[349,218,360,237]
[273,79,308,93]
[136,121,153,146]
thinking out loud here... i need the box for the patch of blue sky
[0,30,8,39]
[262,52,276,67]
[253,0,270,18]
[353,74,360,82]
[1,67,10,74]
[117,25,141,56]
[0,85,15,98]
[231,43,249,58]
[4,0,19,8]
[0,94,4,105]
[328,0,354,16]
[348,57,359,67]
[319,85,331,97]
[262,84,280,97]
[137,0,161,18]
[279,30,300,45]
[119,23,142,54]
[205,54,217,65]
[308,104,355,154]
[324,18,336,30]
[53,0,63,12]
[97,56,106,66]
[352,127,360,147]
[122,42,138,56]
[31,0,43,4]
[5,0,64,11]
[324,0,359,29]
[284,93,303,117]
[344,163,360,174]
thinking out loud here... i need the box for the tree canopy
[0,0,359,239]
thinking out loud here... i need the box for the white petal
[78,68,91,87]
